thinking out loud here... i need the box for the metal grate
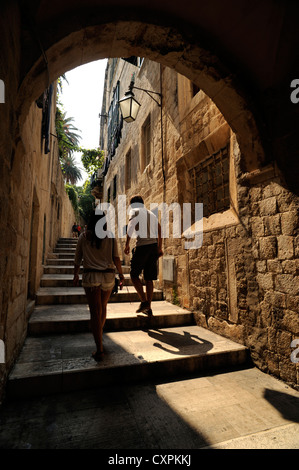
[191,144,230,217]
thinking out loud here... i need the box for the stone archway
[1,1,298,398]
[17,20,265,175]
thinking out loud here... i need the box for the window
[107,186,111,203]
[122,57,144,67]
[113,174,117,200]
[125,149,132,190]
[191,144,230,218]
[107,81,122,159]
[142,115,151,170]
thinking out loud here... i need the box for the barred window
[107,81,122,158]
[191,144,230,218]
[113,174,117,200]
[142,115,151,169]
[125,149,132,190]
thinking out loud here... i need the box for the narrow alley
[1,0,299,454]
[0,237,298,449]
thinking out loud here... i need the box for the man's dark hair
[130,195,144,205]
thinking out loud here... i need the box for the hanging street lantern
[118,80,141,123]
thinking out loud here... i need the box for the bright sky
[59,59,108,184]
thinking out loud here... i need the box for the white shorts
[82,272,115,290]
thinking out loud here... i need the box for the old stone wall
[190,166,298,388]
[102,59,298,389]
[0,71,75,400]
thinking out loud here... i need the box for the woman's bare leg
[85,286,104,355]
[101,288,112,331]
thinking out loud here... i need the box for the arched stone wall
[1,0,298,397]
[17,20,265,175]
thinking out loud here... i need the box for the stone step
[56,242,77,246]
[54,248,77,253]
[44,265,84,274]
[46,259,76,266]
[28,301,195,335]
[51,253,75,259]
[45,259,131,273]
[7,325,249,398]
[35,286,163,305]
[40,274,132,288]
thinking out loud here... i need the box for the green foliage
[80,148,105,176]
[65,181,95,223]
[65,184,79,215]
[171,286,180,306]
[55,106,81,159]
[78,182,95,222]
[61,155,82,185]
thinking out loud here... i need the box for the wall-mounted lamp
[118,76,162,123]
[118,73,165,186]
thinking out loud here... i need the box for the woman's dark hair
[87,212,107,249]
[130,195,144,205]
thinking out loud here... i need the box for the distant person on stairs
[124,195,163,316]
[73,212,124,362]
[72,222,78,238]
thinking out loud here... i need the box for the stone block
[279,357,297,384]
[277,191,295,212]
[267,259,283,273]
[250,186,262,202]
[275,274,299,295]
[281,211,298,235]
[264,350,279,377]
[251,217,264,237]
[286,295,299,312]
[257,273,274,291]
[280,310,299,335]
[263,214,281,236]
[256,260,266,272]
[276,330,292,357]
[277,235,294,260]
[259,236,276,259]
[258,197,277,216]
[282,259,298,274]
[263,181,283,198]
[264,290,286,308]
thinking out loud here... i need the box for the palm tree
[61,154,82,185]
[55,103,82,184]
[55,107,81,159]
[61,114,81,147]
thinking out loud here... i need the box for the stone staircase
[7,238,249,398]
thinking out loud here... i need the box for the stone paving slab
[35,286,163,304]
[28,301,195,335]
[7,325,248,397]
[1,367,298,449]
[40,273,132,287]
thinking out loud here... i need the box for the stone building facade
[0,81,75,401]
[100,58,298,389]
